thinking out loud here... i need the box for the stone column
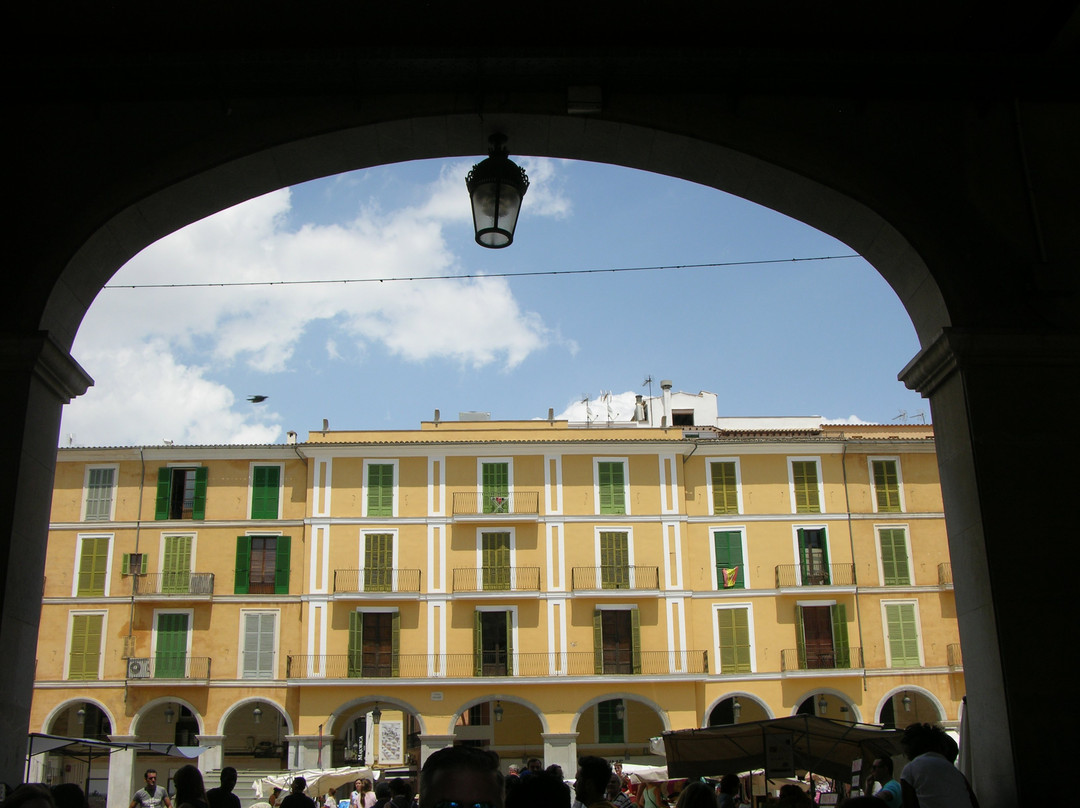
[106,737,138,808]
[0,334,92,785]
[284,735,324,770]
[901,328,1080,808]
[541,733,578,776]
[417,735,455,767]
[196,736,225,773]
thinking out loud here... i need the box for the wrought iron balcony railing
[571,565,660,591]
[286,649,708,679]
[947,643,963,667]
[774,564,856,588]
[130,573,215,596]
[126,655,212,680]
[452,566,541,592]
[938,563,953,585]
[333,569,422,593]
[451,491,540,516]
[780,647,863,672]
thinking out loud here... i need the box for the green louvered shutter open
[593,611,603,674]
[274,536,291,594]
[711,461,739,514]
[794,606,807,669]
[69,614,104,680]
[505,610,514,676]
[191,467,208,520]
[873,460,902,512]
[155,468,171,520]
[473,610,483,677]
[367,464,394,516]
[482,463,510,513]
[886,603,920,668]
[713,530,744,589]
[831,603,850,667]
[348,611,363,677]
[251,466,281,519]
[391,611,400,677]
[234,536,251,594]
[631,607,641,674]
[598,462,626,514]
[879,528,911,585]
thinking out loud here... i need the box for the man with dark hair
[207,768,241,808]
[899,723,977,808]
[574,757,615,808]
[280,779,317,808]
[131,769,172,808]
[867,759,900,808]
[419,746,504,808]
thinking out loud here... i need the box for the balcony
[571,566,660,591]
[125,655,212,681]
[780,647,864,672]
[286,649,709,679]
[451,492,540,521]
[947,643,963,668]
[938,563,953,586]
[333,569,422,594]
[774,564,856,589]
[452,567,541,593]
[129,573,215,597]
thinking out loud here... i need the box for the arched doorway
[222,701,289,771]
[707,695,770,726]
[453,699,544,768]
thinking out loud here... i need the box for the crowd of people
[6,721,975,808]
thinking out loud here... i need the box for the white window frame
[705,457,743,515]
[359,528,399,590]
[475,603,519,671]
[151,607,194,677]
[874,524,913,586]
[711,602,757,674]
[72,533,114,597]
[362,459,399,517]
[238,609,280,679]
[880,599,925,668]
[81,465,118,522]
[593,457,631,515]
[594,525,636,586]
[157,532,197,575]
[64,609,108,680]
[476,527,517,589]
[248,461,285,520]
[788,456,824,514]
[868,456,906,513]
[790,524,830,586]
[476,457,514,512]
[707,525,749,590]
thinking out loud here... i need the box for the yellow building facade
[30,416,963,805]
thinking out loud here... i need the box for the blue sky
[60,157,929,446]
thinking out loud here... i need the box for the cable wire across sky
[103,254,862,290]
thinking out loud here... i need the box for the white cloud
[554,391,641,423]
[822,414,873,424]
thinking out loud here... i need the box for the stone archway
[706,694,772,727]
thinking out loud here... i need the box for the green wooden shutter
[191,467,208,520]
[78,537,109,596]
[873,460,902,512]
[367,464,394,516]
[798,528,830,585]
[879,528,911,585]
[794,606,806,669]
[69,614,103,680]
[155,613,188,678]
[162,536,192,593]
[631,607,641,674]
[251,466,281,519]
[593,610,603,674]
[482,463,510,513]
[348,611,363,677]
[831,603,850,667]
[886,603,920,668]
[600,532,629,589]
[234,536,251,594]
[792,461,821,513]
[155,468,171,520]
[717,608,751,674]
[473,610,483,677]
[711,462,738,514]
[391,611,400,677]
[713,531,744,589]
[505,610,514,676]
[364,534,393,592]
[274,536,291,594]
[482,533,511,590]
[598,462,626,514]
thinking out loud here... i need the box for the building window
[155,467,207,520]
[251,465,281,519]
[871,459,903,513]
[710,461,739,515]
[154,612,189,678]
[234,535,291,594]
[796,528,830,585]
[162,535,193,593]
[364,533,394,592]
[349,611,399,677]
[884,602,921,668]
[597,461,627,515]
[878,528,912,585]
[121,553,146,575]
[76,536,110,597]
[599,531,630,589]
[242,611,277,679]
[68,613,104,680]
[481,532,511,591]
[594,608,640,675]
[366,463,394,517]
[84,467,117,522]
[474,609,513,676]
[790,459,822,513]
[713,530,745,589]
[795,604,850,669]
[597,699,626,743]
[715,606,752,674]
[481,461,510,513]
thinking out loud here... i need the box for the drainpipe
[125,447,146,706]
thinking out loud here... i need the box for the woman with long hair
[174,765,209,808]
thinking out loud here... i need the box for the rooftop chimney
[660,380,673,428]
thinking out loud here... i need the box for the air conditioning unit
[127,658,151,679]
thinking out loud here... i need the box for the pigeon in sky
[247,395,268,403]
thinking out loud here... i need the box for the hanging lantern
[466,134,530,248]
[253,704,263,724]
[494,701,504,722]
[372,703,382,725]
[164,704,176,724]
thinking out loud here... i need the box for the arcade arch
[793,690,862,724]
[219,699,292,771]
[706,694,772,727]
[876,687,945,729]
